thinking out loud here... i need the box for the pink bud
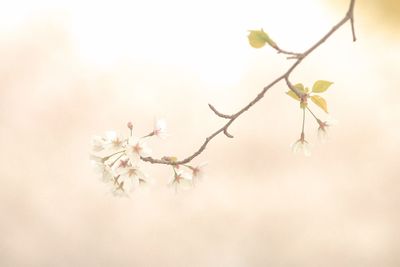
[127,121,133,130]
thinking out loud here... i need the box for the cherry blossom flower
[104,131,126,153]
[317,120,329,143]
[190,163,207,185]
[111,176,128,197]
[126,137,152,162]
[118,168,141,191]
[91,135,107,153]
[291,133,311,156]
[153,118,168,139]
[112,160,150,195]
[113,157,147,180]
[90,131,126,159]
[90,159,113,183]
[169,169,193,191]
[316,117,337,143]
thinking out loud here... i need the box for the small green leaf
[293,83,310,93]
[293,83,304,91]
[311,95,328,113]
[286,83,309,101]
[286,90,300,101]
[248,29,277,49]
[312,80,333,93]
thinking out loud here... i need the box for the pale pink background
[0,0,399,266]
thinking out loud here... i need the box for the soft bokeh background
[1,0,399,266]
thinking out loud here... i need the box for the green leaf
[293,83,304,91]
[311,95,328,113]
[312,80,333,93]
[248,29,277,49]
[286,90,300,101]
[286,83,308,101]
[294,83,309,93]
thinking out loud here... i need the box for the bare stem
[275,46,303,59]
[306,107,319,122]
[302,108,306,134]
[141,0,356,166]
[348,0,357,41]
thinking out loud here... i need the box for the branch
[141,0,356,166]
[348,0,357,41]
[208,104,233,119]
[275,46,303,59]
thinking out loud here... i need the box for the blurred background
[0,0,399,266]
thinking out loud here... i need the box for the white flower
[110,156,152,193]
[111,178,129,197]
[153,118,168,139]
[119,167,141,190]
[317,125,328,143]
[113,162,149,195]
[317,118,337,143]
[126,137,152,162]
[91,135,107,153]
[90,160,113,183]
[124,166,147,182]
[291,134,311,156]
[110,155,129,173]
[191,163,207,185]
[169,169,193,191]
[103,131,126,154]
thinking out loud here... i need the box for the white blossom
[191,163,207,185]
[291,135,311,156]
[90,160,113,183]
[170,169,193,191]
[153,118,168,139]
[104,131,126,154]
[318,126,328,143]
[113,163,149,195]
[317,117,337,143]
[126,137,152,163]
[91,135,107,153]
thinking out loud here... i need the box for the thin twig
[348,0,357,41]
[141,0,356,166]
[224,129,234,138]
[306,106,319,121]
[276,47,303,59]
[208,104,232,119]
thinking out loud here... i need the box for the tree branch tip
[350,18,357,42]
[224,129,234,138]
[208,103,232,119]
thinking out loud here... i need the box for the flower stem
[142,132,155,138]
[103,150,125,161]
[301,108,305,134]
[109,153,125,168]
[306,107,319,122]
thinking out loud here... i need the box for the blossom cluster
[90,119,205,196]
[287,80,336,156]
